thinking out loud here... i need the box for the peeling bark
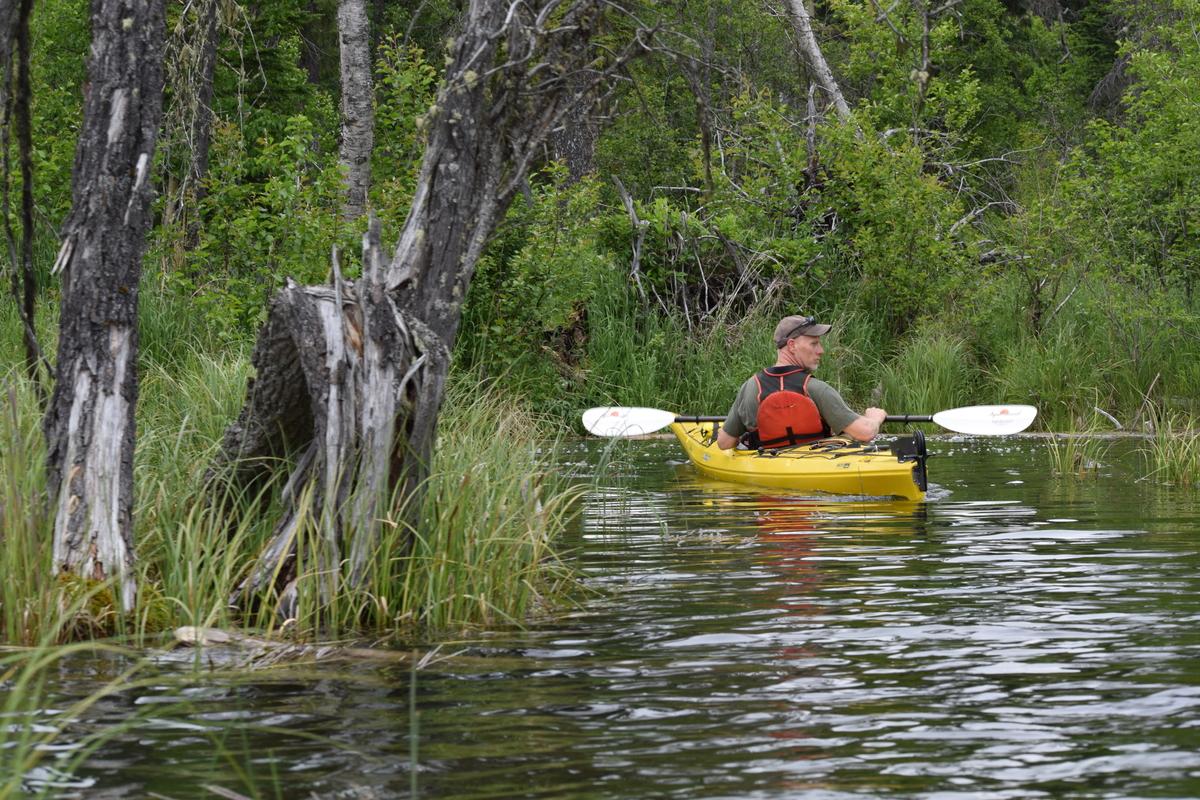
[43,0,165,610]
[210,218,446,610]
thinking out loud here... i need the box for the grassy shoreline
[5,271,1200,645]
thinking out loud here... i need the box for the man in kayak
[716,314,887,449]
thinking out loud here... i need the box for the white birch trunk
[783,0,853,121]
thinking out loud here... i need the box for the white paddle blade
[932,404,1038,435]
[582,407,677,437]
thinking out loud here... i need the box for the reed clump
[0,375,63,646]
[1045,434,1113,478]
[1141,411,1200,487]
[145,383,583,640]
[279,385,582,636]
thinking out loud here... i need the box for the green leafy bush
[458,166,615,415]
[180,115,356,337]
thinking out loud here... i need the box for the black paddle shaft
[673,414,935,424]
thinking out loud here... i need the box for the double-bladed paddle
[581,404,1038,438]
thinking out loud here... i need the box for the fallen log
[172,626,456,668]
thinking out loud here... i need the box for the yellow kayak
[667,421,928,501]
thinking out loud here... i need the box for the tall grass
[876,323,975,416]
[2,279,584,644]
[1044,408,1115,476]
[581,278,762,414]
[976,273,1200,429]
[1142,411,1200,487]
[0,373,61,645]
[276,386,583,635]
[397,389,580,631]
[142,384,584,639]
[580,275,894,418]
[988,323,1119,431]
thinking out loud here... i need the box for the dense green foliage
[12,0,1197,428]
[6,0,1200,644]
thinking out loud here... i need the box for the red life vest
[752,368,830,448]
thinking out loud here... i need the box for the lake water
[17,434,1200,799]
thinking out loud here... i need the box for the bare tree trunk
[212,0,652,615]
[187,0,220,247]
[162,0,221,251]
[43,0,165,610]
[551,73,595,185]
[338,0,374,221]
[0,0,15,102]
[0,0,38,393]
[782,0,852,121]
[15,0,36,394]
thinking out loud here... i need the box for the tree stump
[209,219,447,614]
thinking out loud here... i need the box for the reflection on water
[19,437,1200,799]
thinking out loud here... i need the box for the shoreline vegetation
[6,0,1200,795]
[4,271,1200,649]
[5,0,1200,648]
[1,298,579,646]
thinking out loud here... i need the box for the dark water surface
[22,436,1200,799]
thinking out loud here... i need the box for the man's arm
[841,407,887,442]
[717,379,755,450]
[717,428,740,450]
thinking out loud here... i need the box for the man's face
[791,335,824,371]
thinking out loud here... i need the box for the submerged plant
[0,625,162,798]
[1045,433,1113,477]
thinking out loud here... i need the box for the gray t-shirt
[722,369,861,439]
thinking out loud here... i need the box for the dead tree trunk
[187,0,220,244]
[783,0,852,121]
[210,0,652,617]
[42,0,165,610]
[338,0,374,221]
[14,0,35,393]
[0,0,39,393]
[161,0,221,250]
